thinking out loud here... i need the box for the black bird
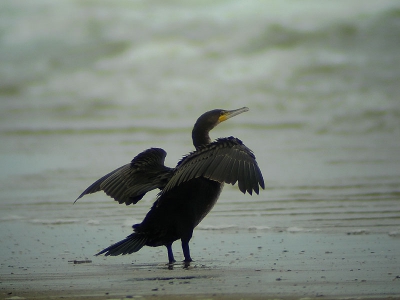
[75,107,264,264]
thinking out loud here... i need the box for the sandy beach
[1,223,399,299]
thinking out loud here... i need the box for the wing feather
[254,161,265,190]
[162,137,264,195]
[204,154,224,179]
[194,153,215,178]
[75,148,173,205]
[242,160,252,195]
[210,155,232,181]
[226,160,238,185]
[249,163,259,195]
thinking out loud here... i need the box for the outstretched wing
[162,137,264,195]
[75,148,173,205]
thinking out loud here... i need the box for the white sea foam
[286,227,319,233]
[86,219,101,225]
[388,231,400,238]
[0,215,24,222]
[29,219,79,225]
[197,225,239,231]
[246,226,271,231]
[346,229,371,235]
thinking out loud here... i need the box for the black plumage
[75,107,264,264]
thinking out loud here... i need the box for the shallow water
[1,0,400,279]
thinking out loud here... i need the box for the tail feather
[95,233,147,256]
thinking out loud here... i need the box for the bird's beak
[218,107,249,123]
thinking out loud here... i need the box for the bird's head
[195,107,249,129]
[192,107,249,148]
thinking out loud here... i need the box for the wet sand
[1,222,399,300]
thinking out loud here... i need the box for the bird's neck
[192,127,211,149]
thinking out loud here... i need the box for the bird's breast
[184,177,223,226]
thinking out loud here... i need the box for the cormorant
[75,107,264,264]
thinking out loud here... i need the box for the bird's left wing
[162,137,264,195]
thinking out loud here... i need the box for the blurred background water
[1,0,400,236]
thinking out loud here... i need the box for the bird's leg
[181,239,192,262]
[166,243,176,264]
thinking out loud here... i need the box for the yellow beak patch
[218,114,228,123]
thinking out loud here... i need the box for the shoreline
[2,226,399,299]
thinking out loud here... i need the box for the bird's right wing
[75,148,173,205]
[162,137,264,195]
